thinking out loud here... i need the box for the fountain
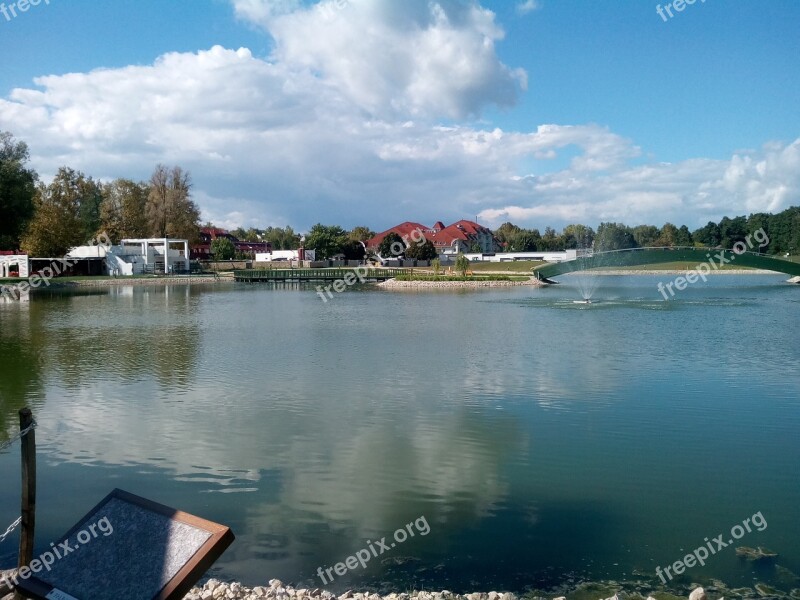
[572,239,600,303]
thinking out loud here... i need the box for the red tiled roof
[366,220,496,250]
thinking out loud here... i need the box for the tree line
[495,212,800,255]
[1,132,201,256]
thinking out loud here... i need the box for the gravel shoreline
[52,275,232,287]
[180,580,744,600]
[376,279,545,290]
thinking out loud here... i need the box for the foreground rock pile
[181,581,739,600]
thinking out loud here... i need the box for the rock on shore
[377,278,544,290]
[180,581,725,600]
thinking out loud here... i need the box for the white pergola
[0,255,29,278]
[118,239,190,274]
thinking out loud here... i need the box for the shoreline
[178,578,787,600]
[1,269,796,295]
[376,278,545,290]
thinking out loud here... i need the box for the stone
[754,583,783,597]
[736,546,778,561]
[689,588,706,600]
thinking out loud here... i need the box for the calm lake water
[1,275,799,594]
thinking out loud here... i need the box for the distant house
[366,220,502,258]
[192,228,271,259]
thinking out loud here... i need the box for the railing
[234,268,411,282]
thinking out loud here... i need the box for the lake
[1,275,799,595]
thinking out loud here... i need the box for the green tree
[718,216,748,249]
[406,239,438,260]
[692,221,721,247]
[653,222,679,247]
[632,225,660,247]
[594,222,636,251]
[146,165,200,241]
[263,226,301,250]
[305,223,348,259]
[454,253,470,276]
[349,226,375,243]
[20,168,87,256]
[675,225,694,247]
[378,232,405,258]
[211,237,235,260]
[341,239,366,260]
[0,132,37,250]
[515,230,541,251]
[563,224,595,249]
[494,222,522,249]
[431,257,441,276]
[100,179,149,243]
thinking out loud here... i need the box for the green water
[1,275,799,595]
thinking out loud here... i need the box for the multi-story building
[366,220,502,257]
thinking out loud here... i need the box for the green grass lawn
[467,260,546,272]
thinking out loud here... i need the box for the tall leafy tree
[211,237,235,260]
[378,232,405,258]
[632,225,660,247]
[406,239,438,260]
[146,165,200,241]
[675,225,694,247]
[563,224,595,249]
[20,168,88,256]
[263,226,301,250]
[692,221,721,247]
[594,222,636,251]
[0,132,37,250]
[100,179,149,242]
[515,230,541,251]
[305,224,349,259]
[349,226,375,243]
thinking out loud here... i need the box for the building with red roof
[366,220,501,257]
[192,228,271,259]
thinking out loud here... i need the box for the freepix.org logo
[1,0,51,23]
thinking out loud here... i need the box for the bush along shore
[178,579,800,600]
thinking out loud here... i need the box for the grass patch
[465,260,546,272]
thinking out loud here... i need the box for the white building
[68,238,190,276]
[255,249,316,262]
[0,255,29,278]
[463,250,579,262]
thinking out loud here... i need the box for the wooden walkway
[233,268,410,283]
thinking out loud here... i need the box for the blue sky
[1,0,798,232]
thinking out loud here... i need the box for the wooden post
[18,408,36,569]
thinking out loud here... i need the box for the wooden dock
[233,268,411,283]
